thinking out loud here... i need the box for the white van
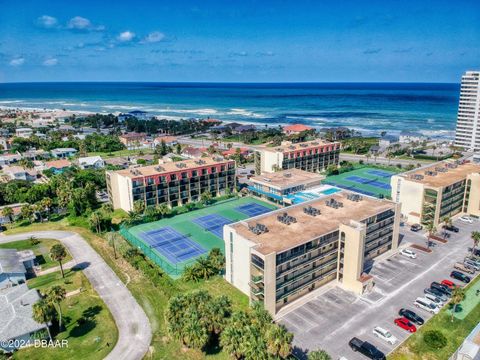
[414,297,439,314]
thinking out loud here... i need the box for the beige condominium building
[391,159,480,226]
[247,168,325,204]
[106,157,236,212]
[224,191,400,315]
[254,139,341,175]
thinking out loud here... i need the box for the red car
[394,317,417,332]
[441,279,456,289]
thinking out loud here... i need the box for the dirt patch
[430,235,448,243]
[411,244,433,253]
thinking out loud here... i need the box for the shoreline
[0,104,456,141]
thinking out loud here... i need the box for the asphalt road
[277,218,479,360]
[0,231,152,360]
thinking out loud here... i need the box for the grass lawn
[27,268,87,293]
[5,218,250,360]
[14,270,118,360]
[390,275,480,360]
[0,238,72,271]
[87,148,155,158]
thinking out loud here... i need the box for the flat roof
[249,169,324,190]
[112,157,233,178]
[256,139,339,153]
[398,160,480,188]
[229,191,395,255]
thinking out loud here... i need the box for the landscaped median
[389,271,480,360]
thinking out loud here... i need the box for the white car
[459,215,473,224]
[424,293,445,306]
[400,248,417,259]
[414,297,440,314]
[373,326,397,345]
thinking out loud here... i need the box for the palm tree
[196,257,215,279]
[32,299,54,340]
[182,313,209,349]
[365,152,371,163]
[200,190,212,205]
[156,203,171,218]
[1,206,14,225]
[133,200,145,215]
[182,264,201,282]
[425,222,436,250]
[451,286,466,322]
[207,248,225,274]
[106,232,119,259]
[45,286,66,330]
[220,325,244,359]
[265,324,293,358]
[471,231,480,257]
[50,244,67,278]
[20,204,34,223]
[40,197,53,218]
[89,212,102,233]
[308,350,332,360]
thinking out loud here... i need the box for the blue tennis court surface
[193,214,232,238]
[235,203,273,217]
[140,227,207,264]
[345,176,391,190]
[367,170,394,177]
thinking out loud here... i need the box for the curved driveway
[0,231,152,360]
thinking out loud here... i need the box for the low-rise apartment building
[106,157,236,212]
[391,160,480,226]
[254,140,341,174]
[224,191,400,315]
[248,168,324,204]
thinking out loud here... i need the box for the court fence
[119,225,197,277]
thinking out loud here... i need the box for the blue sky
[0,0,479,82]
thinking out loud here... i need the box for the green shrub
[423,330,447,349]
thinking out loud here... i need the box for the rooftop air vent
[311,141,319,145]
[288,145,295,150]
[248,223,269,235]
[277,212,297,225]
[303,205,321,216]
[347,193,363,202]
[283,173,292,178]
[262,178,272,182]
[325,198,343,209]
[195,159,206,165]
[412,174,424,180]
[425,170,437,176]
[176,162,187,168]
[299,143,308,147]
[154,166,165,172]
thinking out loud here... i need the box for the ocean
[0,82,460,138]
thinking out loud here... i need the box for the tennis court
[141,227,207,264]
[324,166,400,198]
[120,196,277,278]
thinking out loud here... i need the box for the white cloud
[67,16,104,31]
[9,57,25,66]
[37,15,58,28]
[117,31,135,42]
[43,57,58,66]
[142,31,165,43]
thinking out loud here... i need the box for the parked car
[400,248,417,259]
[464,259,480,271]
[469,248,480,257]
[410,224,423,232]
[424,293,444,305]
[394,317,417,332]
[414,297,440,314]
[431,282,452,296]
[399,308,424,325]
[465,257,480,267]
[454,262,475,274]
[451,270,471,283]
[442,224,459,232]
[425,287,449,302]
[372,326,397,345]
[349,337,386,360]
[440,279,457,289]
[459,215,473,223]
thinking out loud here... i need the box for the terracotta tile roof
[283,124,314,132]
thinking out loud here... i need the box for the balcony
[251,275,264,284]
[252,287,264,297]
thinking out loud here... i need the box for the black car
[399,308,424,325]
[451,270,471,283]
[442,224,459,233]
[349,337,386,360]
[431,282,452,296]
[410,224,423,232]
[425,287,449,302]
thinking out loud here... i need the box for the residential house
[0,249,35,289]
[104,157,129,169]
[118,132,147,150]
[0,284,49,352]
[153,136,178,147]
[78,156,105,170]
[0,137,11,151]
[45,159,72,174]
[118,110,149,122]
[221,147,250,158]
[0,153,22,166]
[0,203,26,225]
[3,166,38,181]
[50,148,78,159]
[283,124,314,135]
[399,131,427,144]
[15,128,33,139]
[379,135,400,148]
[181,146,205,159]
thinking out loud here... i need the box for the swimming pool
[320,188,341,195]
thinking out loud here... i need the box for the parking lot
[277,218,480,360]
